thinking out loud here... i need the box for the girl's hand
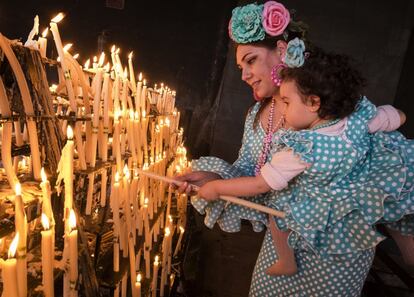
[198,181,220,201]
[174,170,222,195]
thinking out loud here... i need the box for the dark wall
[0,0,236,159]
[208,0,414,163]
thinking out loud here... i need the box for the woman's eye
[247,57,256,64]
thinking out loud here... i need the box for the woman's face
[236,44,281,99]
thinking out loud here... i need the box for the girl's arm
[368,105,405,133]
[198,175,271,201]
[198,150,309,201]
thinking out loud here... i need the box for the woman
[176,1,411,296]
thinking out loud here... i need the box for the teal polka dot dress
[191,97,414,296]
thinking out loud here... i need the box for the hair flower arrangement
[262,1,290,37]
[283,37,306,68]
[229,3,265,44]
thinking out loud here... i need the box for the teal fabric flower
[230,3,265,44]
[284,37,306,68]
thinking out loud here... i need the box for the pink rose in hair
[262,1,290,36]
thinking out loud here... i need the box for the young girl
[197,46,412,277]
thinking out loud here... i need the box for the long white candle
[68,209,78,295]
[151,256,159,297]
[1,233,19,297]
[41,214,54,297]
[14,183,27,297]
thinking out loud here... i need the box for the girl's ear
[276,40,288,59]
[307,95,321,112]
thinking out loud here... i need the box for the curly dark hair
[280,48,366,119]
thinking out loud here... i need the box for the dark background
[1,1,414,296]
[1,0,413,163]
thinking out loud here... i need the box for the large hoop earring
[271,63,286,87]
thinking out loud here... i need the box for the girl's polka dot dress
[191,97,414,296]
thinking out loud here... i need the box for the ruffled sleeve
[190,103,269,232]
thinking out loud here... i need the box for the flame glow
[15,183,22,196]
[138,72,143,81]
[41,213,50,230]
[51,13,65,23]
[84,59,90,69]
[42,28,49,38]
[98,52,105,66]
[41,167,47,183]
[136,273,142,283]
[63,43,73,52]
[128,51,133,60]
[8,233,19,259]
[67,125,74,140]
[115,172,120,183]
[68,209,77,230]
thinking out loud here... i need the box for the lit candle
[0,233,19,297]
[68,209,78,294]
[50,13,86,170]
[151,255,159,297]
[111,172,121,272]
[40,168,54,226]
[135,73,143,112]
[135,273,142,297]
[128,52,137,96]
[173,226,185,256]
[64,126,74,223]
[14,183,27,297]
[38,28,48,58]
[41,214,54,297]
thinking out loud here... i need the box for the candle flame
[98,52,105,66]
[67,125,74,140]
[41,167,47,182]
[128,51,133,60]
[42,28,49,38]
[154,255,159,264]
[84,59,90,69]
[142,110,146,118]
[105,62,111,72]
[41,213,50,230]
[115,48,120,55]
[123,67,128,79]
[136,273,142,283]
[168,215,173,223]
[115,172,120,183]
[8,233,19,259]
[57,57,61,62]
[93,56,98,63]
[63,43,73,52]
[165,117,170,127]
[15,183,22,196]
[111,45,116,53]
[123,165,130,179]
[51,13,64,23]
[73,53,79,60]
[179,226,185,233]
[144,197,149,206]
[129,110,134,119]
[69,209,77,230]
[165,227,171,236]
[143,79,147,86]
[138,72,142,81]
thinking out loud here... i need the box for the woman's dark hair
[280,48,366,119]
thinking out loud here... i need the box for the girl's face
[236,44,282,99]
[279,80,321,130]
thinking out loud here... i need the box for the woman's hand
[174,170,222,195]
[198,181,220,201]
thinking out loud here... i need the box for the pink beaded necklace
[254,98,285,176]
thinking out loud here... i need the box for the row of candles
[1,12,189,297]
